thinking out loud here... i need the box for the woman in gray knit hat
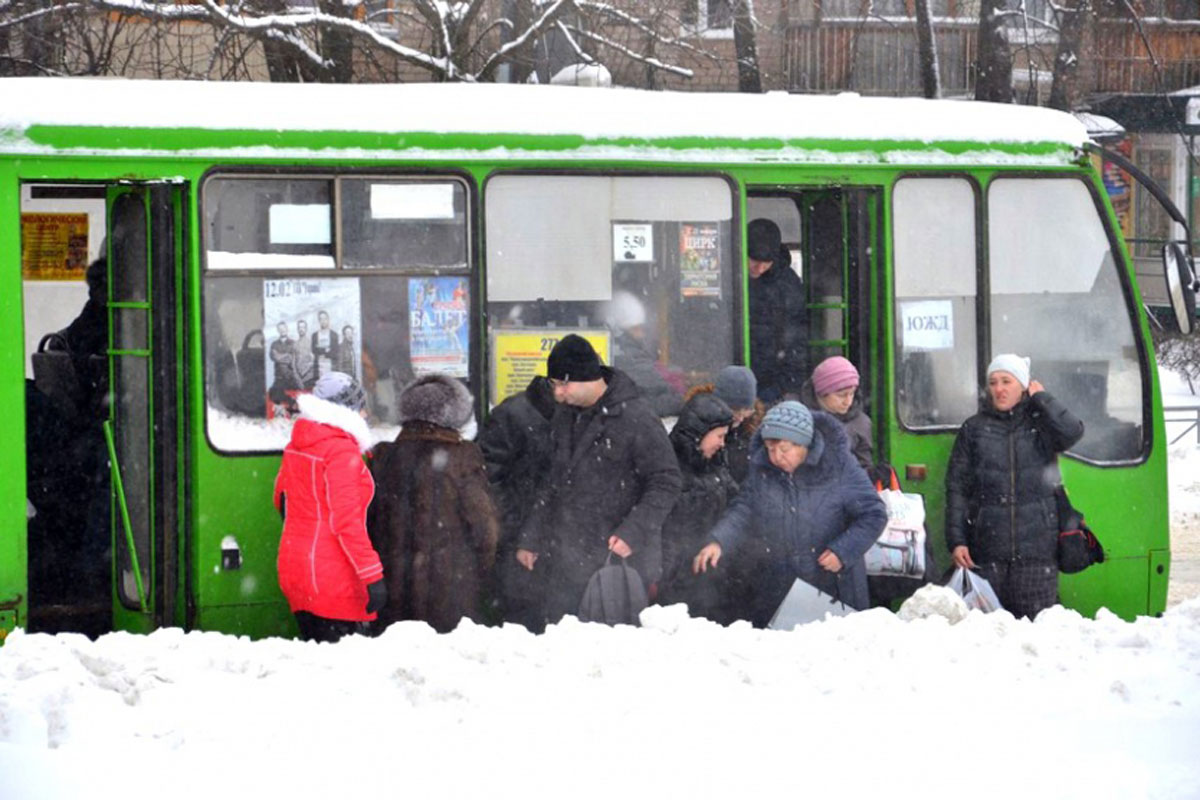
[693,400,886,624]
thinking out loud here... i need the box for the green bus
[2,77,1191,641]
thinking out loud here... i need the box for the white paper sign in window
[613,224,653,262]
[901,300,954,350]
[269,204,331,244]
[370,183,456,220]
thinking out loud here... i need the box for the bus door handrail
[101,420,149,613]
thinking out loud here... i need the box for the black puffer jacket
[945,391,1084,564]
[748,251,808,402]
[518,368,682,620]
[660,394,737,604]
[478,376,557,544]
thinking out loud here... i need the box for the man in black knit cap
[515,334,681,625]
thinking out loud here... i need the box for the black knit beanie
[547,334,603,382]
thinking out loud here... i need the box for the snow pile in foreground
[2,599,1199,800]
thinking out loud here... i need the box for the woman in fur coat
[274,372,387,643]
[368,374,500,633]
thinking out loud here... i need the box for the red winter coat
[274,401,383,622]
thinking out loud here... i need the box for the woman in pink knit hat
[799,356,873,472]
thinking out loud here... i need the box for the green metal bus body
[0,78,1170,641]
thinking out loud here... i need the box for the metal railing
[1165,405,1200,446]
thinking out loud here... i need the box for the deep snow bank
[2,597,1199,799]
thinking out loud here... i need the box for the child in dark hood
[368,374,499,633]
[658,392,737,617]
[274,371,386,642]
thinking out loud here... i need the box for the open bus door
[105,183,186,634]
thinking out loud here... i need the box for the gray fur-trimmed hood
[296,392,374,453]
[399,373,474,431]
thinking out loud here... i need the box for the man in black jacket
[747,218,808,402]
[515,335,681,625]
[478,375,557,630]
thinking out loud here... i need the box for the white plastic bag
[864,472,927,579]
[768,578,854,630]
[946,566,1003,613]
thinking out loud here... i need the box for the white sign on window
[613,223,653,262]
[901,299,954,351]
[370,183,455,220]
[269,204,330,245]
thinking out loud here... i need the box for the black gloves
[365,579,388,615]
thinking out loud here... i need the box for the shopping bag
[864,469,927,579]
[768,578,854,631]
[946,566,1003,613]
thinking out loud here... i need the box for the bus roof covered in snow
[0,77,1089,166]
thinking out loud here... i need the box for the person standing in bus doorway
[945,354,1084,619]
[368,374,499,633]
[478,374,557,632]
[311,310,339,382]
[746,218,808,403]
[693,401,886,625]
[515,334,681,625]
[274,372,386,643]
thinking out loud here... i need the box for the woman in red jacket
[274,372,387,642]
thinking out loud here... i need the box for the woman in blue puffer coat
[694,401,887,626]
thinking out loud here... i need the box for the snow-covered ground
[1163,366,1200,608]
[2,368,1200,799]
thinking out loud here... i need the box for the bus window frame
[478,168,746,412]
[889,171,986,435]
[197,166,480,457]
[983,171,1152,467]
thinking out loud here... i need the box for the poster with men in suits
[264,277,361,417]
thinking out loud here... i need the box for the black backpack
[578,554,648,626]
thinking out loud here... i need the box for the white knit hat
[987,353,1031,389]
[602,290,647,331]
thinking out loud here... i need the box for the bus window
[204,177,335,270]
[988,178,1145,463]
[340,178,467,270]
[892,177,979,429]
[484,175,737,415]
[201,174,473,452]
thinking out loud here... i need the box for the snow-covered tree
[0,0,716,83]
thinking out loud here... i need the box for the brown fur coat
[368,421,499,633]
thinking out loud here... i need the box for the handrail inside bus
[101,419,149,613]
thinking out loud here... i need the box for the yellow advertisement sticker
[490,329,611,404]
[21,213,90,280]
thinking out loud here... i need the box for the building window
[683,0,735,37]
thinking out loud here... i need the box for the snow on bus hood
[0,78,1088,150]
[1,593,1198,799]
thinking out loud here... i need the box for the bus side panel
[1,164,28,642]
[1058,456,1170,620]
[190,447,295,639]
